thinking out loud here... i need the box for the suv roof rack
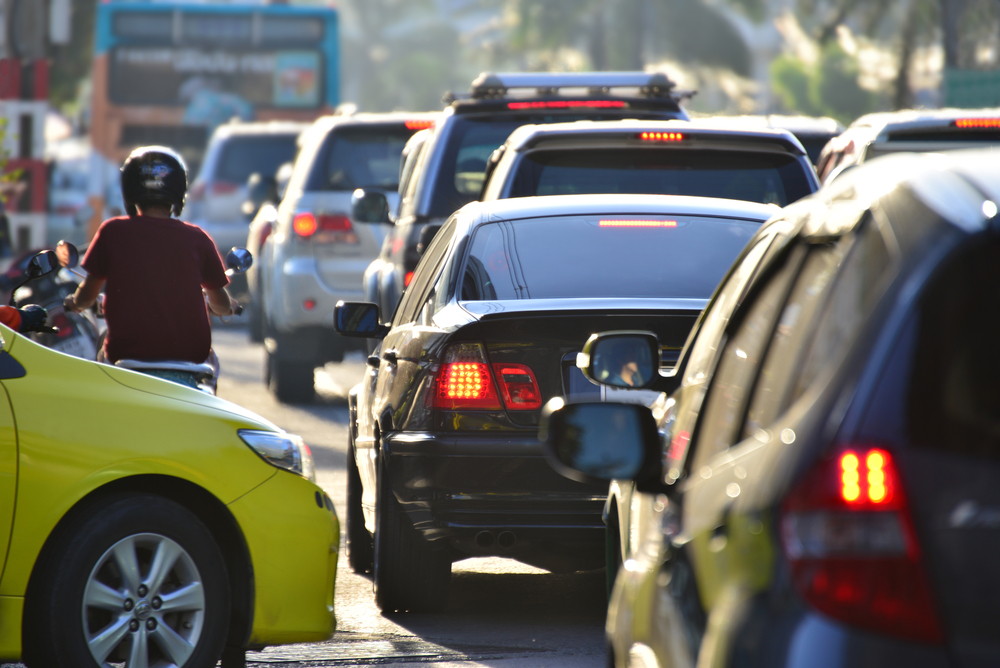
[445,71,694,103]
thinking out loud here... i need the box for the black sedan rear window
[461,214,760,301]
[508,149,814,206]
[307,125,416,191]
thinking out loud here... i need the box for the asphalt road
[212,323,610,668]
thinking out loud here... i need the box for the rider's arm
[205,286,237,317]
[64,275,106,312]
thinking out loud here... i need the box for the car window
[461,214,759,301]
[688,245,804,471]
[507,149,815,206]
[742,241,847,439]
[308,125,415,192]
[683,234,777,386]
[215,134,300,184]
[393,218,457,327]
[908,237,1000,458]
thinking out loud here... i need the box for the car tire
[605,511,623,600]
[346,435,374,574]
[266,348,315,403]
[23,494,230,668]
[247,292,264,343]
[373,458,450,613]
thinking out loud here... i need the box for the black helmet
[120,146,188,217]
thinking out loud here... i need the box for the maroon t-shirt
[83,215,229,363]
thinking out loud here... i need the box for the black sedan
[543,149,1000,667]
[336,193,777,613]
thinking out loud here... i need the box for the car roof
[209,121,310,139]
[788,148,1000,240]
[691,114,845,137]
[461,193,780,225]
[501,119,808,156]
[846,107,1000,135]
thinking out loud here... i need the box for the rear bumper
[271,254,365,331]
[382,431,606,569]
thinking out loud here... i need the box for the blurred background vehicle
[336,192,776,613]
[260,112,436,402]
[692,114,845,166]
[544,148,1000,668]
[479,119,819,206]
[359,71,694,324]
[816,107,1000,183]
[188,120,308,264]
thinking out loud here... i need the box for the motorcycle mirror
[225,247,253,276]
[10,250,60,306]
[56,240,80,269]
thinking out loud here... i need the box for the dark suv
[357,71,692,322]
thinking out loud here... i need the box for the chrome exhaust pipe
[475,530,495,548]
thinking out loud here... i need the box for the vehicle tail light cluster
[433,344,542,411]
[211,181,239,195]
[638,131,684,141]
[599,220,677,228]
[292,213,357,243]
[403,271,415,287]
[51,312,73,338]
[954,118,1000,129]
[405,119,435,130]
[781,446,943,644]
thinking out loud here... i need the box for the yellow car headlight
[238,430,316,482]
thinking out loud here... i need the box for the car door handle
[367,355,380,368]
[382,350,398,365]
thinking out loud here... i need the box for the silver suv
[260,112,436,402]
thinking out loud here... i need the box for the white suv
[260,112,436,402]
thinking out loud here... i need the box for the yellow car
[0,322,338,667]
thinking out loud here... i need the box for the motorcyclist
[63,146,238,367]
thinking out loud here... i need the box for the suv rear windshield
[429,113,681,218]
[460,213,760,301]
[215,134,300,184]
[507,149,814,206]
[307,125,416,191]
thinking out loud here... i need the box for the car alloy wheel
[82,533,206,666]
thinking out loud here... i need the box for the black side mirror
[225,247,253,276]
[417,223,442,255]
[334,301,389,339]
[539,398,661,485]
[27,251,59,279]
[242,173,279,219]
[351,189,390,224]
[578,331,660,389]
[55,240,80,269]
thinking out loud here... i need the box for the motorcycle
[113,247,252,394]
[1,241,103,359]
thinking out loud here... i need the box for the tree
[48,0,97,112]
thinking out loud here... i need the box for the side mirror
[27,250,59,279]
[351,189,390,224]
[539,398,661,484]
[577,331,659,389]
[334,300,389,339]
[417,223,442,255]
[225,247,253,276]
[242,173,279,219]
[56,240,80,269]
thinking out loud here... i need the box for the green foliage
[770,44,875,125]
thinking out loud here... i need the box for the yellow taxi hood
[2,326,279,432]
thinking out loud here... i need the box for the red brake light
[51,312,72,338]
[403,271,414,287]
[781,446,943,644]
[638,131,685,141]
[954,118,1000,128]
[433,343,501,410]
[507,100,627,110]
[293,213,357,243]
[405,119,435,130]
[211,181,239,195]
[599,220,677,228]
[492,363,542,410]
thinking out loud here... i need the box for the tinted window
[508,149,814,206]
[393,218,457,327]
[909,238,1000,458]
[461,214,760,301]
[214,134,299,184]
[689,246,803,470]
[309,126,415,192]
